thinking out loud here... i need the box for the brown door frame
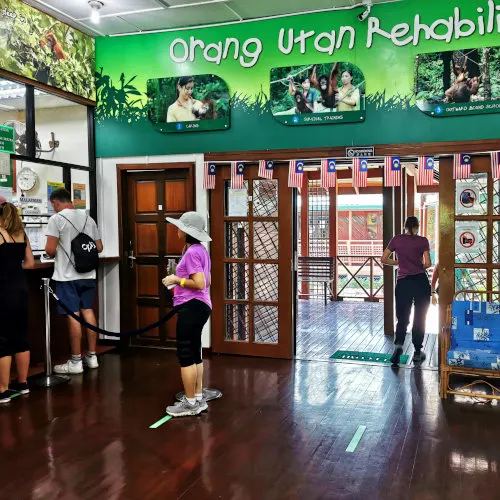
[207,141,500,355]
[211,163,294,359]
[117,162,195,342]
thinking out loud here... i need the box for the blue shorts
[55,280,96,315]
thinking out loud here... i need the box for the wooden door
[439,155,500,343]
[211,164,293,358]
[120,166,194,346]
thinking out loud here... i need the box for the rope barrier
[48,284,179,338]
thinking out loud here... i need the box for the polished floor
[2,348,500,499]
[296,300,439,369]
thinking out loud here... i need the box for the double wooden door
[121,165,194,346]
[211,164,294,358]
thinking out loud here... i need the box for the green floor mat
[331,350,409,365]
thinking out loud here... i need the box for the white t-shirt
[46,209,101,282]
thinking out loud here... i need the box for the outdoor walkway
[296,300,439,369]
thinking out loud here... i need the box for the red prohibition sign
[460,231,475,249]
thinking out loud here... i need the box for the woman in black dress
[0,202,34,403]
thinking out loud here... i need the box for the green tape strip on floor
[331,350,409,365]
[149,416,172,429]
[346,425,367,453]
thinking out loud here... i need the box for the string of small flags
[202,153,500,190]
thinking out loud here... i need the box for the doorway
[118,163,195,347]
[295,170,385,362]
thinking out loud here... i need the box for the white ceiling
[22,0,401,37]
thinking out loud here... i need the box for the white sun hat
[166,211,212,242]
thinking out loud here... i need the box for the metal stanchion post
[36,278,71,388]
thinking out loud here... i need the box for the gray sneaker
[174,397,208,412]
[166,397,202,417]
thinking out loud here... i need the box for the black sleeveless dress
[0,231,29,358]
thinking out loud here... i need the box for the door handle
[128,250,136,269]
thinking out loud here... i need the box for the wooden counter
[26,257,119,364]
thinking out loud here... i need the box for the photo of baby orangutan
[147,74,230,132]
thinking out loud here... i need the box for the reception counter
[26,257,120,365]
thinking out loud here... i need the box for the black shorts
[0,287,29,358]
[176,299,211,367]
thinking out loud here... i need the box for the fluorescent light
[88,1,104,25]
[91,9,100,24]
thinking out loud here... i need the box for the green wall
[95,0,500,157]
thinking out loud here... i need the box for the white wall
[96,154,211,346]
[37,105,89,167]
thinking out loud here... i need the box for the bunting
[202,162,216,190]
[384,156,401,187]
[258,160,274,179]
[352,158,368,188]
[320,158,336,188]
[453,153,472,180]
[288,159,304,188]
[231,161,245,189]
[417,156,435,186]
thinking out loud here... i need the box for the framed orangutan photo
[415,47,500,117]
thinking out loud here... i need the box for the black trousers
[176,299,211,368]
[394,273,431,351]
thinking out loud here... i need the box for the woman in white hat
[162,212,212,417]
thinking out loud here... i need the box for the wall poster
[416,47,500,117]
[147,74,230,133]
[270,62,366,125]
[0,0,95,100]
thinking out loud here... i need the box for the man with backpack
[45,188,103,374]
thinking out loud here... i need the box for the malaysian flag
[202,162,216,190]
[453,153,472,180]
[231,161,245,189]
[491,151,500,180]
[258,160,274,179]
[352,158,368,188]
[384,156,402,187]
[288,159,304,188]
[321,158,336,188]
[417,156,435,186]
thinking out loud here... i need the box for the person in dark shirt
[381,216,432,366]
[0,202,35,403]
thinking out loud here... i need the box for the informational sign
[73,183,86,210]
[47,181,65,214]
[270,62,366,126]
[227,188,249,217]
[455,224,482,255]
[0,125,14,154]
[346,146,375,158]
[0,186,12,202]
[147,74,230,133]
[456,183,482,215]
[0,152,10,174]
[416,46,500,118]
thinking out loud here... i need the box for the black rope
[50,289,179,338]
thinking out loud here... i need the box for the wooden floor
[296,300,439,369]
[1,349,500,499]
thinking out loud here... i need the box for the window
[35,91,89,167]
[0,78,27,156]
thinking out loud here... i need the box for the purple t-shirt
[388,234,430,280]
[173,244,212,308]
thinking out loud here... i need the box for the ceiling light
[88,1,104,24]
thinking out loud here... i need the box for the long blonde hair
[0,202,24,235]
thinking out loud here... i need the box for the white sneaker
[53,360,84,375]
[83,355,99,369]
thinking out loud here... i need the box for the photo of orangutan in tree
[415,47,500,116]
